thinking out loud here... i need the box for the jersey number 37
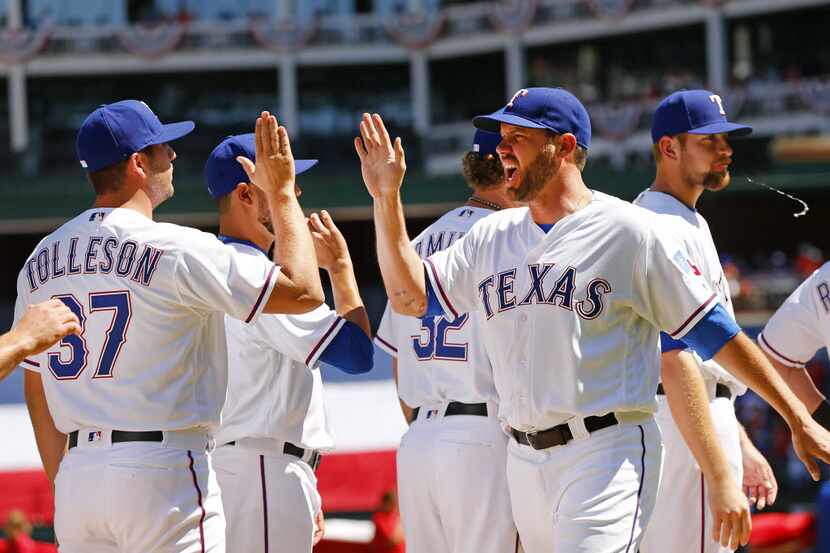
[48,291,132,380]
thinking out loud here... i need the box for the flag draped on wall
[487,0,538,34]
[118,21,188,60]
[384,9,447,50]
[250,16,320,53]
[0,20,53,65]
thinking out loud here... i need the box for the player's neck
[528,170,593,225]
[93,189,154,220]
[466,186,513,211]
[218,216,274,255]
[650,178,703,211]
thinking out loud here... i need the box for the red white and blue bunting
[0,21,53,65]
[384,9,447,50]
[584,0,634,19]
[250,16,319,53]
[487,0,538,35]
[589,101,645,140]
[798,78,830,114]
[118,21,187,60]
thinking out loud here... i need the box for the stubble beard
[508,145,558,203]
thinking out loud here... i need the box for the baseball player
[204,133,373,553]
[0,300,80,380]
[354,88,830,553]
[758,266,830,431]
[17,102,323,552]
[636,89,777,553]
[374,129,519,553]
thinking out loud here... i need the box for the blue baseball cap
[473,87,592,149]
[472,129,501,156]
[76,100,195,172]
[651,89,752,143]
[205,133,318,200]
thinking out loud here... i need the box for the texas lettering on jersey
[477,264,612,320]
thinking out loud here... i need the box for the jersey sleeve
[174,235,279,323]
[374,302,398,358]
[253,304,346,368]
[423,228,481,319]
[13,269,41,373]
[633,226,718,340]
[759,269,830,367]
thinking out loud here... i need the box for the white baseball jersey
[214,241,343,450]
[759,261,830,367]
[13,207,278,434]
[375,205,499,408]
[424,191,718,431]
[633,189,746,395]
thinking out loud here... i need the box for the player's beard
[702,168,730,191]
[682,164,731,192]
[508,144,558,202]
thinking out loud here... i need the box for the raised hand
[354,113,406,200]
[237,111,295,197]
[308,210,352,273]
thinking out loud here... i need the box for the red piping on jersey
[700,472,705,553]
[23,358,40,367]
[624,425,646,553]
[187,450,207,553]
[759,333,806,367]
[305,316,343,366]
[669,292,717,338]
[260,455,269,553]
[424,258,459,319]
[246,264,277,323]
[375,335,398,353]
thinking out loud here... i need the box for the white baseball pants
[213,440,321,553]
[507,415,662,553]
[639,395,743,553]
[396,404,519,553]
[54,429,224,553]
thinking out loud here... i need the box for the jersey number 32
[411,314,469,362]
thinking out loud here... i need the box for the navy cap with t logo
[472,87,592,149]
[472,129,501,156]
[651,89,752,143]
[205,133,318,200]
[76,100,195,172]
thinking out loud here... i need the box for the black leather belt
[411,401,488,422]
[68,429,163,450]
[657,382,732,400]
[510,412,619,450]
[225,441,321,471]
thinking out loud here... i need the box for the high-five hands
[237,111,295,197]
[354,113,406,199]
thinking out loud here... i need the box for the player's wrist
[812,399,830,431]
[2,328,35,363]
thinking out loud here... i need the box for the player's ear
[235,183,255,207]
[558,133,578,161]
[127,152,147,179]
[659,136,679,161]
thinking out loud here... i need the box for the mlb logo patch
[87,431,103,443]
[425,409,440,419]
[672,251,702,276]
